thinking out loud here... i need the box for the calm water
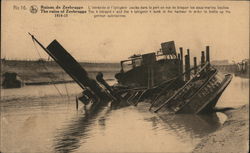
[0,76,248,153]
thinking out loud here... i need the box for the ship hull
[175,73,233,114]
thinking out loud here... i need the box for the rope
[31,38,64,97]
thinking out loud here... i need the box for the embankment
[1,60,120,85]
[192,104,249,153]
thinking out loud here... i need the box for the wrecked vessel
[29,33,123,113]
[29,34,232,114]
[151,63,233,114]
[113,41,233,114]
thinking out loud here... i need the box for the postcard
[1,0,249,153]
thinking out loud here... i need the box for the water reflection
[239,76,249,90]
[53,105,111,153]
[157,113,223,138]
[137,103,225,140]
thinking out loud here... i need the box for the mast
[28,33,107,99]
[28,33,86,89]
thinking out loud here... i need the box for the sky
[1,0,249,63]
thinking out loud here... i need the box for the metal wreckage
[29,33,232,114]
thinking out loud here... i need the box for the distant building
[0,58,6,62]
[235,59,249,77]
[2,72,23,88]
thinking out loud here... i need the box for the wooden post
[187,49,191,80]
[206,46,210,63]
[194,57,197,74]
[179,47,184,80]
[187,49,190,57]
[185,55,190,81]
[201,51,205,67]
[178,53,181,75]
[187,48,190,69]
[180,47,183,68]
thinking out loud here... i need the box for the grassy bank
[1,60,120,84]
[192,104,249,153]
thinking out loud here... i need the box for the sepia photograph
[1,0,249,153]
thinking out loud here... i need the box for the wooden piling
[194,57,197,74]
[187,49,191,67]
[178,53,181,74]
[206,46,210,63]
[186,49,191,80]
[179,47,184,81]
[201,51,205,67]
[185,55,190,81]
[187,49,190,57]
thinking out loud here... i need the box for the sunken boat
[113,41,233,114]
[29,33,232,114]
[29,33,125,112]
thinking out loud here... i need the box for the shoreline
[1,60,120,86]
[192,104,249,153]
